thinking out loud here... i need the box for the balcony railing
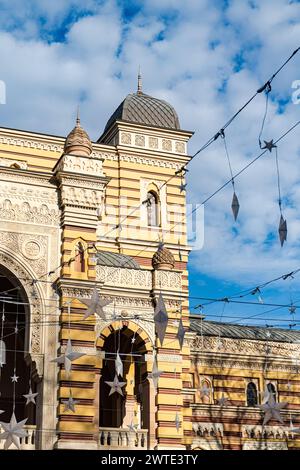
[0,425,36,450]
[99,427,148,449]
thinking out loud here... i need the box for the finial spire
[76,105,80,126]
[137,66,142,94]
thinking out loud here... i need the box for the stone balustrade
[0,425,36,450]
[99,427,148,449]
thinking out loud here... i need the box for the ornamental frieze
[97,265,152,288]
[194,356,300,373]
[153,270,182,290]
[0,199,59,225]
[191,335,300,358]
[55,154,105,177]
[60,186,103,209]
[119,153,183,170]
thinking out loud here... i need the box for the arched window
[74,242,85,272]
[247,382,258,406]
[267,382,277,401]
[200,378,212,404]
[147,191,159,227]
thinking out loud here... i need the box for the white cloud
[0,0,300,295]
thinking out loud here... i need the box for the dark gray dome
[96,251,140,269]
[102,92,180,133]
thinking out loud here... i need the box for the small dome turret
[152,243,175,270]
[64,112,93,157]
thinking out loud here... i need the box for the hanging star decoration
[259,394,287,425]
[63,392,77,413]
[200,383,211,399]
[251,287,264,304]
[51,338,86,376]
[274,144,287,247]
[105,375,126,396]
[179,177,187,193]
[154,292,168,346]
[279,215,287,247]
[260,385,272,405]
[11,373,19,383]
[220,131,240,221]
[177,318,185,350]
[149,355,162,390]
[290,419,300,435]
[115,352,123,377]
[175,412,181,432]
[0,413,28,450]
[218,394,229,407]
[128,421,138,433]
[231,191,240,221]
[80,287,112,320]
[23,387,38,405]
[289,304,297,315]
[262,140,277,152]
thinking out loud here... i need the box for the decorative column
[52,117,109,449]
[151,244,192,449]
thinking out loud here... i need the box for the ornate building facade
[0,81,299,450]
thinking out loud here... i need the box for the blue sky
[0,0,300,328]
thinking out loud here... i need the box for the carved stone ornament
[149,137,158,149]
[119,153,182,171]
[242,425,291,440]
[0,199,59,225]
[21,239,43,260]
[55,154,104,177]
[175,141,185,154]
[60,185,104,209]
[162,139,172,152]
[191,335,300,359]
[96,265,152,288]
[0,251,44,377]
[0,232,47,279]
[121,132,132,145]
[135,134,145,147]
[242,441,288,450]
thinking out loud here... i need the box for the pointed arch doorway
[0,265,38,430]
[97,321,155,449]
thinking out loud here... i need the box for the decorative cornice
[0,132,115,161]
[0,157,27,169]
[118,153,183,170]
